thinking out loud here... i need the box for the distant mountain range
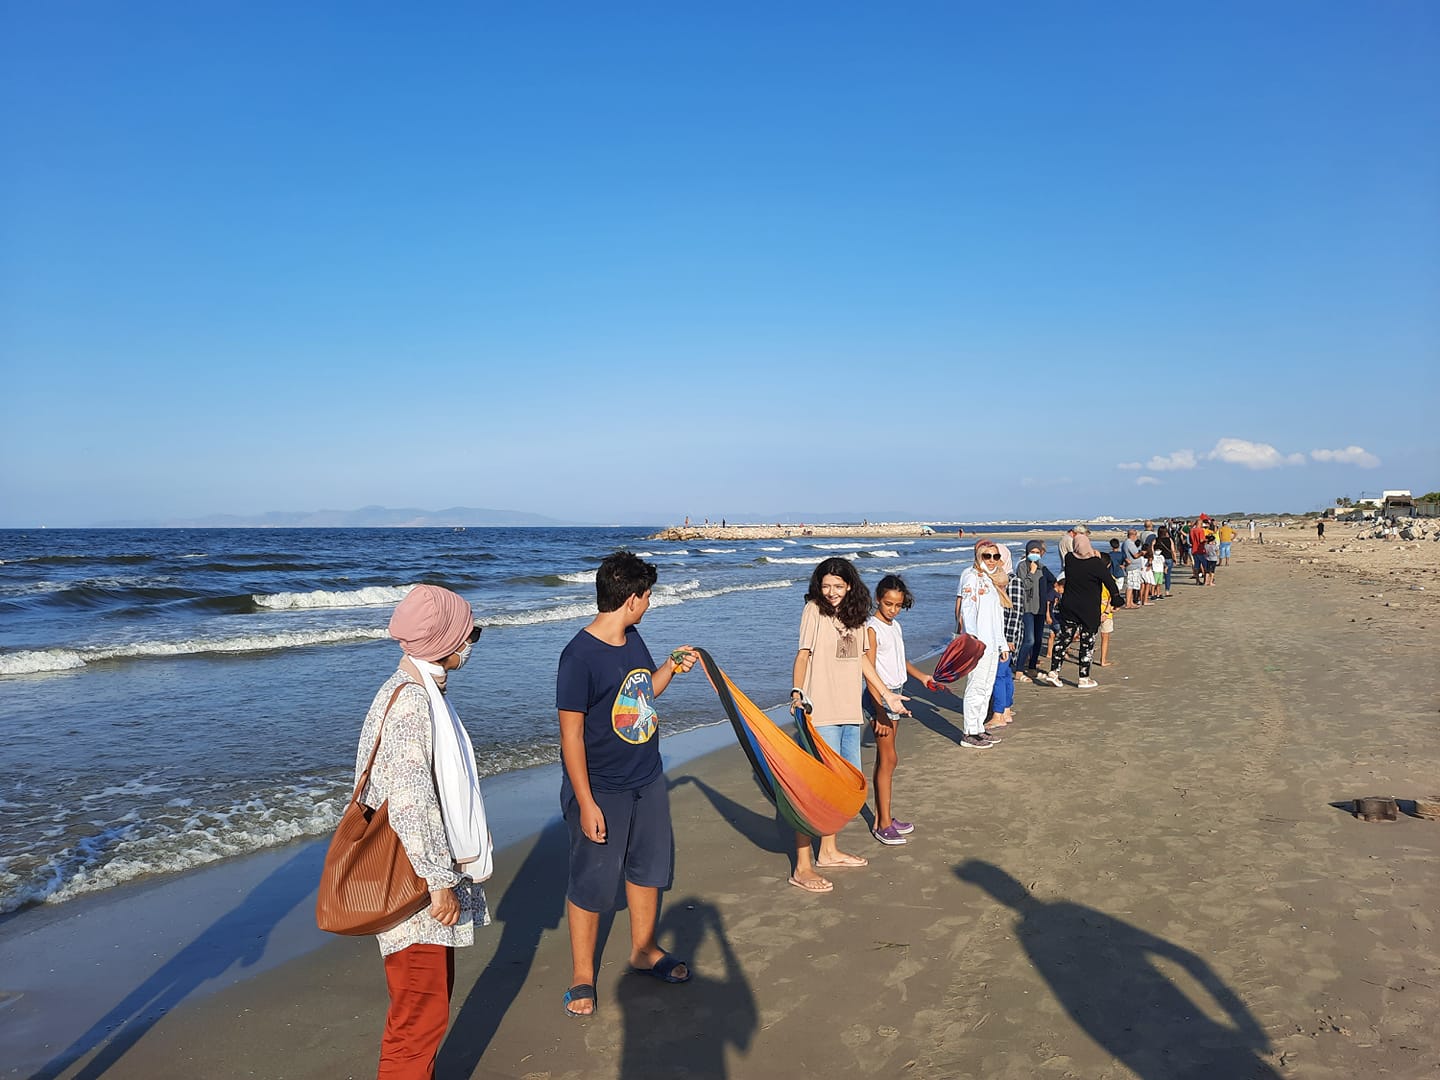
[94,505,572,528]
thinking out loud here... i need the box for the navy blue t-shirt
[556,625,661,795]
[1109,550,1125,578]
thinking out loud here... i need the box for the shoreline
[649,522,1073,541]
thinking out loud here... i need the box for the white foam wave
[697,548,736,554]
[867,550,901,558]
[688,579,793,600]
[936,546,974,553]
[0,627,390,676]
[556,571,594,584]
[760,546,784,552]
[760,553,859,565]
[253,584,415,610]
[810,542,865,550]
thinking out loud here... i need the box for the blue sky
[2,2,1436,526]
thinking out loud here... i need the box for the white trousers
[962,647,999,736]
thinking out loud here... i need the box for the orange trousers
[378,944,454,1080]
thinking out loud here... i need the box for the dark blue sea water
[0,525,1065,913]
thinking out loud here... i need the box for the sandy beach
[13,536,1440,1079]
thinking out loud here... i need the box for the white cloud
[1145,449,1197,472]
[1206,438,1306,470]
[1136,476,1161,486]
[1310,445,1380,468]
[1117,462,1143,471]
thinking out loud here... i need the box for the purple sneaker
[890,818,915,835]
[872,823,907,845]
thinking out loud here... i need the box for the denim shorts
[814,723,863,771]
[563,772,673,913]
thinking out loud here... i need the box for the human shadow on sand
[616,897,755,1080]
[957,861,1280,1080]
[436,817,570,1076]
[671,774,793,854]
[894,684,965,747]
[31,845,321,1080]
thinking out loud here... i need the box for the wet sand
[20,543,1440,1079]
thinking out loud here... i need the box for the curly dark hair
[596,550,658,612]
[873,574,914,610]
[805,557,872,629]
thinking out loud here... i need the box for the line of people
[349,524,1239,1074]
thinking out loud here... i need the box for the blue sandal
[563,983,596,1017]
[632,951,691,984]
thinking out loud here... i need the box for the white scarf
[407,656,492,882]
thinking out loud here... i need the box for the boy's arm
[559,710,606,844]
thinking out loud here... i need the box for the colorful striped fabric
[694,648,866,837]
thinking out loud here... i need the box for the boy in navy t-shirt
[556,551,697,1018]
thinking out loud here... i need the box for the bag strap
[351,681,416,805]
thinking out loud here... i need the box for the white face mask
[453,643,473,669]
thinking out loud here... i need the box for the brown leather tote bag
[315,683,431,935]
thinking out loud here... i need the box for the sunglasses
[467,625,484,644]
[981,553,1002,562]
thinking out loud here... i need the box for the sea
[0,525,1067,915]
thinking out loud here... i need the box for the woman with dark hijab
[1037,531,1122,690]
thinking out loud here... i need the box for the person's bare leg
[565,900,600,1014]
[625,883,685,977]
[792,833,832,889]
[1100,630,1112,666]
[872,727,896,830]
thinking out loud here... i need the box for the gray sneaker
[960,733,999,749]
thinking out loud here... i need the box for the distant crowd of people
[348,521,1243,1072]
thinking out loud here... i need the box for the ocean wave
[0,739,571,914]
[7,553,157,566]
[252,584,415,610]
[758,553,858,565]
[697,548,736,554]
[936,546,974,553]
[507,571,595,587]
[866,550,901,558]
[0,627,390,676]
[759,546,784,552]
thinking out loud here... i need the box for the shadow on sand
[32,845,321,1080]
[616,897,755,1080]
[436,818,570,1076]
[957,860,1280,1079]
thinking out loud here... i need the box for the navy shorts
[563,772,674,912]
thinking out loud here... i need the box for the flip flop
[814,854,868,869]
[788,874,834,893]
[631,951,691,984]
[563,983,596,1018]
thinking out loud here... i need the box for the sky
[2,2,1437,526]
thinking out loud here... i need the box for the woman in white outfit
[954,540,1011,750]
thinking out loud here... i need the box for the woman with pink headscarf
[1037,528,1123,690]
[356,584,491,1079]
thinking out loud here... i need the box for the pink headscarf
[388,584,474,661]
[1072,533,1100,559]
[995,544,1014,575]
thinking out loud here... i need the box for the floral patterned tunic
[354,669,490,957]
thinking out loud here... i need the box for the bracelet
[790,687,804,697]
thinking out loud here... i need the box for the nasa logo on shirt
[612,668,659,744]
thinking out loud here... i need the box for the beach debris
[1353,796,1400,822]
[1413,796,1440,821]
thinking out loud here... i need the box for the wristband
[790,687,804,698]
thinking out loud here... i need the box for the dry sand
[28,539,1440,1079]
